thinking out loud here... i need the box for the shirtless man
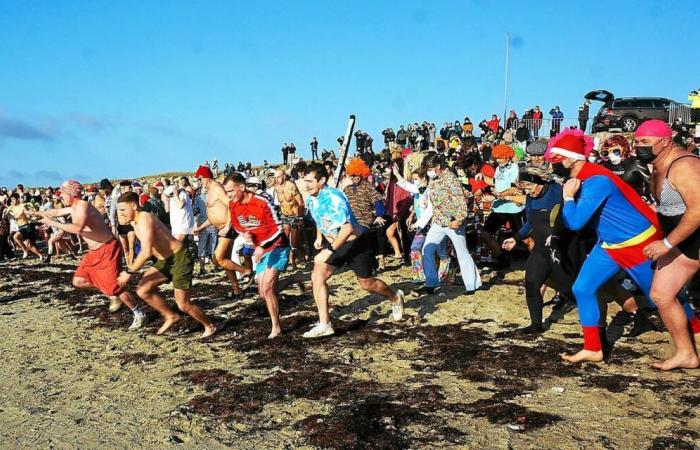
[192,165,251,297]
[115,192,217,338]
[29,180,146,330]
[273,168,305,269]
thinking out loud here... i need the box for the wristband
[662,238,673,249]
[563,196,574,202]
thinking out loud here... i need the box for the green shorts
[152,245,194,290]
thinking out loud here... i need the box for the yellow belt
[601,225,656,250]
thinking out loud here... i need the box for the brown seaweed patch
[119,352,158,366]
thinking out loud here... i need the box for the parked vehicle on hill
[585,90,685,132]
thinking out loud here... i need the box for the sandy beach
[1,259,698,449]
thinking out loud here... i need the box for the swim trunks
[152,245,194,290]
[73,239,123,296]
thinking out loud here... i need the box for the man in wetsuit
[116,192,217,338]
[192,165,251,297]
[30,180,146,330]
[636,120,700,370]
[502,167,576,334]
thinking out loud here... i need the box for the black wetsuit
[602,158,651,201]
[514,183,579,328]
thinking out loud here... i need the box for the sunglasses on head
[600,148,622,157]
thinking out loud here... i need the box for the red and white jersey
[229,194,286,250]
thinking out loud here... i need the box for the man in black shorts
[302,163,405,338]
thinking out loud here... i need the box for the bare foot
[560,349,604,363]
[156,315,182,335]
[652,353,699,371]
[201,324,217,339]
[268,327,282,339]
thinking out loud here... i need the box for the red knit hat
[195,165,213,179]
[545,128,593,162]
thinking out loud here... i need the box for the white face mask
[412,179,421,187]
[587,156,597,163]
[426,169,438,179]
[609,154,622,165]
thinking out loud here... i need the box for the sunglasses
[600,148,622,157]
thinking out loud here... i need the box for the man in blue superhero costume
[547,130,664,363]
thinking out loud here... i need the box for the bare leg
[213,238,248,293]
[311,253,337,324]
[385,222,402,258]
[258,268,282,338]
[136,269,181,334]
[24,240,43,259]
[650,251,700,371]
[173,288,216,338]
[13,232,27,255]
[357,276,399,303]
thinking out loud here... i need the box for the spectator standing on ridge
[506,110,519,130]
[532,106,543,139]
[288,143,297,163]
[310,137,319,161]
[550,106,564,136]
[282,143,289,165]
[579,101,590,133]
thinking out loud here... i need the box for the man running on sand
[223,172,306,338]
[116,192,217,338]
[192,165,251,297]
[28,180,146,330]
[302,162,405,338]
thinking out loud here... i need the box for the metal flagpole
[503,32,510,122]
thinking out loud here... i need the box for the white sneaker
[303,322,335,339]
[129,310,148,330]
[108,297,122,312]
[391,290,405,321]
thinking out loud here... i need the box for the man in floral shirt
[417,153,482,295]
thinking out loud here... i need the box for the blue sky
[1,0,698,187]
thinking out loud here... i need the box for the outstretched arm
[41,203,88,235]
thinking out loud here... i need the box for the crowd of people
[2,110,700,370]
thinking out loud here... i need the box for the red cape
[576,162,659,229]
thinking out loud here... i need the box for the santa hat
[545,128,593,162]
[195,165,213,179]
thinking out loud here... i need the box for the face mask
[551,162,571,179]
[587,156,597,163]
[426,169,438,179]
[412,179,421,187]
[635,145,656,164]
[609,154,622,165]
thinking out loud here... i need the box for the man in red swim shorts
[29,180,147,330]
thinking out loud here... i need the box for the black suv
[585,90,672,132]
